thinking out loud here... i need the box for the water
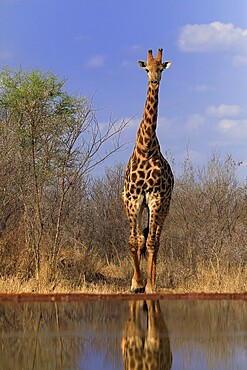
[0,298,246,370]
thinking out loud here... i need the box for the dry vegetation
[0,68,246,294]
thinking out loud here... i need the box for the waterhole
[0,296,246,369]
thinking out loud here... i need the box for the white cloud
[0,49,14,60]
[206,104,240,117]
[126,116,140,129]
[176,148,206,170]
[187,113,205,129]
[218,119,247,137]
[233,54,247,67]
[75,34,89,43]
[121,44,144,57]
[86,55,105,68]
[179,22,247,66]
[158,116,184,143]
[189,84,216,93]
[130,44,143,52]
[121,60,132,68]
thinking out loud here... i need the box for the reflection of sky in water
[80,348,121,370]
[170,334,247,370]
[172,350,232,370]
[234,348,247,370]
[0,299,246,370]
[78,343,247,370]
[170,346,247,370]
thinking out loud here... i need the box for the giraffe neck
[135,82,160,158]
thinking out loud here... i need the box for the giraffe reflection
[121,300,172,370]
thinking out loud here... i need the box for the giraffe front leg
[129,232,145,293]
[123,194,145,293]
[146,246,157,293]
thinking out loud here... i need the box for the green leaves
[0,67,88,168]
[0,68,61,116]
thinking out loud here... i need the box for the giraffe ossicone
[122,48,174,293]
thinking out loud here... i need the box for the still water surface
[0,298,246,370]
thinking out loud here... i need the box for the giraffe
[122,48,174,293]
[121,300,172,370]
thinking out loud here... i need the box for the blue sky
[1,0,247,180]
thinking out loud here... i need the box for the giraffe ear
[162,61,172,70]
[138,61,147,69]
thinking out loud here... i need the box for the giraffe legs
[145,233,158,293]
[145,205,168,293]
[125,201,146,293]
[129,226,146,293]
[123,192,171,293]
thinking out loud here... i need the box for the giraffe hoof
[130,286,145,294]
[131,278,145,293]
[145,285,156,294]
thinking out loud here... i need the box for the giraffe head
[138,48,171,85]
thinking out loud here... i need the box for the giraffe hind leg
[141,225,148,257]
[140,206,149,257]
[145,205,160,293]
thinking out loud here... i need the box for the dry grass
[0,258,245,294]
[0,276,124,295]
[159,263,247,294]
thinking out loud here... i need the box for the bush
[158,153,246,289]
[0,67,127,283]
